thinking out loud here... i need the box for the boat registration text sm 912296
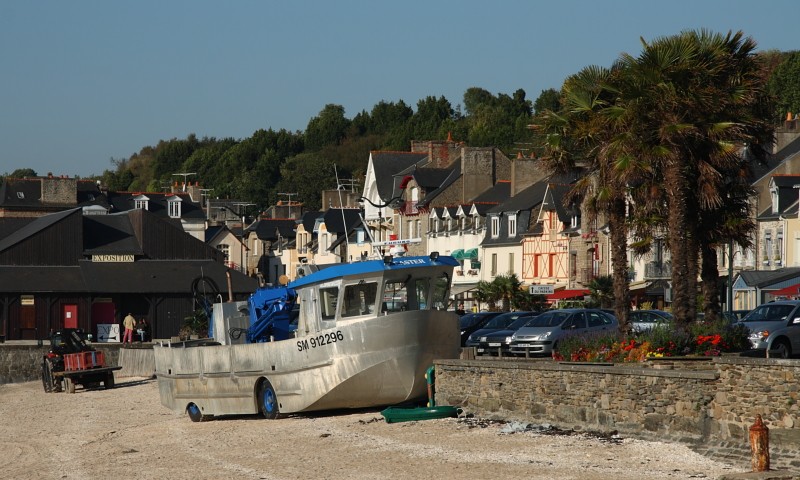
[297,331,344,351]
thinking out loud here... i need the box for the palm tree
[538,65,638,332]
[491,273,522,311]
[614,30,774,328]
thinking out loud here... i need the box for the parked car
[458,311,502,347]
[509,308,618,357]
[739,301,800,357]
[629,310,673,333]
[466,311,540,354]
[722,310,751,324]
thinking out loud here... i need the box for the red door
[63,304,78,329]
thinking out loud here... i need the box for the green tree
[9,168,37,178]
[587,275,614,308]
[533,88,561,114]
[766,50,800,123]
[305,104,350,151]
[615,29,773,328]
[491,273,523,312]
[538,64,635,332]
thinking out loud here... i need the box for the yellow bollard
[749,414,770,472]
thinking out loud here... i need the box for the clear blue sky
[1,0,797,178]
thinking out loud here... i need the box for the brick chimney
[410,132,461,168]
[511,151,546,197]
[41,176,77,205]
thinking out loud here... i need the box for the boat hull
[154,309,459,417]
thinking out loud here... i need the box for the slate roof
[0,178,108,209]
[325,209,366,251]
[371,151,428,201]
[246,218,297,241]
[749,135,800,183]
[106,191,206,220]
[323,209,363,235]
[757,174,800,220]
[414,163,462,208]
[0,217,37,243]
[82,213,145,255]
[737,268,800,289]
[0,208,78,253]
[469,181,511,205]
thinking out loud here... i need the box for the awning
[464,248,478,259]
[450,283,478,296]
[770,282,800,297]
[546,289,590,301]
[451,249,465,260]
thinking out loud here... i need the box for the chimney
[511,153,545,197]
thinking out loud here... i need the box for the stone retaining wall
[434,357,800,471]
[0,344,127,384]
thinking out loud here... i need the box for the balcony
[644,262,672,279]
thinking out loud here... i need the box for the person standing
[122,313,136,343]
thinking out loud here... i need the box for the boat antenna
[334,164,349,262]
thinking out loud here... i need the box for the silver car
[739,300,800,357]
[509,308,618,357]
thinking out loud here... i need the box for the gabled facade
[522,181,575,290]
[205,224,248,273]
[243,218,297,282]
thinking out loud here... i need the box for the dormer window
[133,194,150,211]
[571,215,578,229]
[508,214,517,237]
[16,192,24,199]
[167,195,183,218]
[491,216,500,238]
[771,184,779,214]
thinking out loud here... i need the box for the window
[342,282,378,317]
[167,197,182,218]
[407,220,415,239]
[135,199,148,210]
[508,214,517,237]
[771,185,779,214]
[491,217,500,238]
[16,192,24,199]
[509,252,514,274]
[357,229,365,245]
[491,253,498,276]
[217,243,230,261]
[321,234,329,255]
[383,280,408,313]
[319,286,339,320]
[473,216,481,231]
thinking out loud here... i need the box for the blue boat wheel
[258,380,280,419]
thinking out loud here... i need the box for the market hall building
[0,207,258,341]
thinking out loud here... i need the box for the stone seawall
[0,344,135,384]
[434,357,800,471]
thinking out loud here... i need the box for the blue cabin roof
[289,255,459,289]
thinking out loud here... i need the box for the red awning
[546,289,590,301]
[770,283,800,297]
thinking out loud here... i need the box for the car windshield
[742,304,796,323]
[526,311,571,328]
[459,314,488,329]
[483,312,530,329]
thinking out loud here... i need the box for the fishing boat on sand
[153,252,461,421]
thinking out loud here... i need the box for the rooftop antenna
[172,172,197,192]
[199,188,214,216]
